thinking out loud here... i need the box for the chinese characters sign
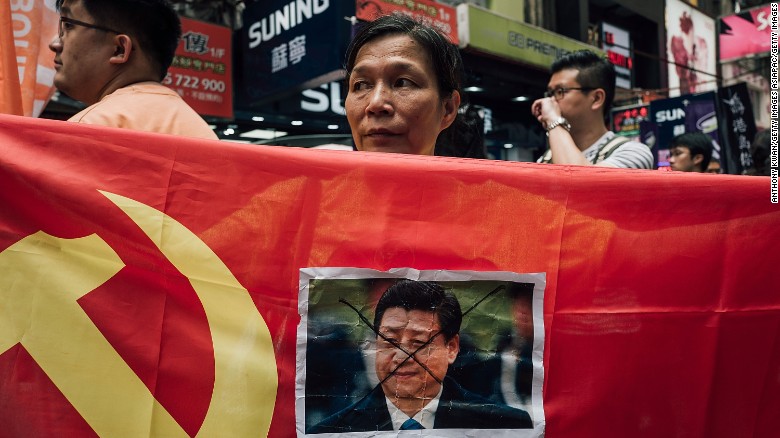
[610,104,649,142]
[2,114,780,437]
[239,1,354,106]
[355,0,459,45]
[718,82,757,174]
[271,35,307,73]
[165,17,233,118]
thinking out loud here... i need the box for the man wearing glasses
[49,0,217,140]
[531,50,652,168]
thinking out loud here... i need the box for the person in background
[49,0,217,140]
[706,159,722,174]
[343,13,483,157]
[668,132,713,173]
[746,129,770,176]
[532,50,653,168]
[435,103,487,158]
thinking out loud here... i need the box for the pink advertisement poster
[719,5,773,62]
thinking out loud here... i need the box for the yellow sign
[458,4,600,70]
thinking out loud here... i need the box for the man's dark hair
[56,0,181,80]
[345,13,481,158]
[670,132,713,171]
[373,280,462,341]
[551,50,616,117]
[435,104,487,159]
[749,129,770,176]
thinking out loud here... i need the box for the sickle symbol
[0,191,278,437]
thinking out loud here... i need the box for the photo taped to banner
[296,268,546,437]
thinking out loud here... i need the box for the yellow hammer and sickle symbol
[0,191,278,437]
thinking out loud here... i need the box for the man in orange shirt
[49,0,217,140]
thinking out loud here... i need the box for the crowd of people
[49,0,769,175]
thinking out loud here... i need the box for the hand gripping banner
[0,114,779,437]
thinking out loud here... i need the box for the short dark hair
[345,13,462,100]
[749,129,770,176]
[57,0,181,80]
[669,132,713,171]
[373,280,462,341]
[345,14,480,157]
[551,50,616,116]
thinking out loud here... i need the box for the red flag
[1,114,779,437]
[0,0,23,115]
[4,0,58,117]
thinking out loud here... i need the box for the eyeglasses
[58,16,120,38]
[544,87,595,101]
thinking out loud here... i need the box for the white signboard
[601,22,632,90]
[665,0,717,96]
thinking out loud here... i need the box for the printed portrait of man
[308,279,533,433]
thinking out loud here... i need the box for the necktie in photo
[400,418,425,430]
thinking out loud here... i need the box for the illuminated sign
[239,0,354,106]
[166,18,233,118]
[601,22,632,89]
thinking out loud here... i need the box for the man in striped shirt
[532,50,653,169]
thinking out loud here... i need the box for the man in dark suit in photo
[309,280,532,433]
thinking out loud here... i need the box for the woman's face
[345,34,459,156]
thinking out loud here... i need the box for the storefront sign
[642,92,721,170]
[355,0,458,44]
[239,0,354,106]
[601,22,632,89]
[722,59,770,129]
[610,104,649,142]
[300,81,345,115]
[166,17,233,119]
[457,4,599,70]
[719,4,772,62]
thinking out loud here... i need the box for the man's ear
[440,90,461,131]
[590,88,606,112]
[109,35,133,65]
[693,153,704,167]
[446,334,460,365]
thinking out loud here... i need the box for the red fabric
[0,1,23,116]
[1,114,778,437]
